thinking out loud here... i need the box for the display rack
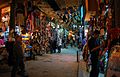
[105,27,120,77]
[106,45,120,77]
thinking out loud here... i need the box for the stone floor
[0,46,104,77]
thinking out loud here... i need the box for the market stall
[106,45,120,77]
[106,28,120,77]
[22,33,33,59]
[0,38,7,64]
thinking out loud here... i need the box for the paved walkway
[0,46,104,77]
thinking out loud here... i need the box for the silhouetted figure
[88,30,102,77]
[11,35,27,77]
[5,36,14,66]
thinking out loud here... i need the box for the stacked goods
[107,45,120,77]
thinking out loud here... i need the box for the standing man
[5,36,14,66]
[88,30,104,77]
[11,35,27,77]
[57,34,62,53]
[52,28,57,53]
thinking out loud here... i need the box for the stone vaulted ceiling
[0,0,83,19]
[36,0,83,19]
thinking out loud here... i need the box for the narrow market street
[0,0,120,77]
[0,46,104,77]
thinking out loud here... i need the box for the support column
[10,0,16,32]
[0,9,1,22]
[114,0,120,28]
[24,0,28,27]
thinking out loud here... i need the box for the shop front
[0,6,10,42]
[84,0,120,76]
[1,6,10,31]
